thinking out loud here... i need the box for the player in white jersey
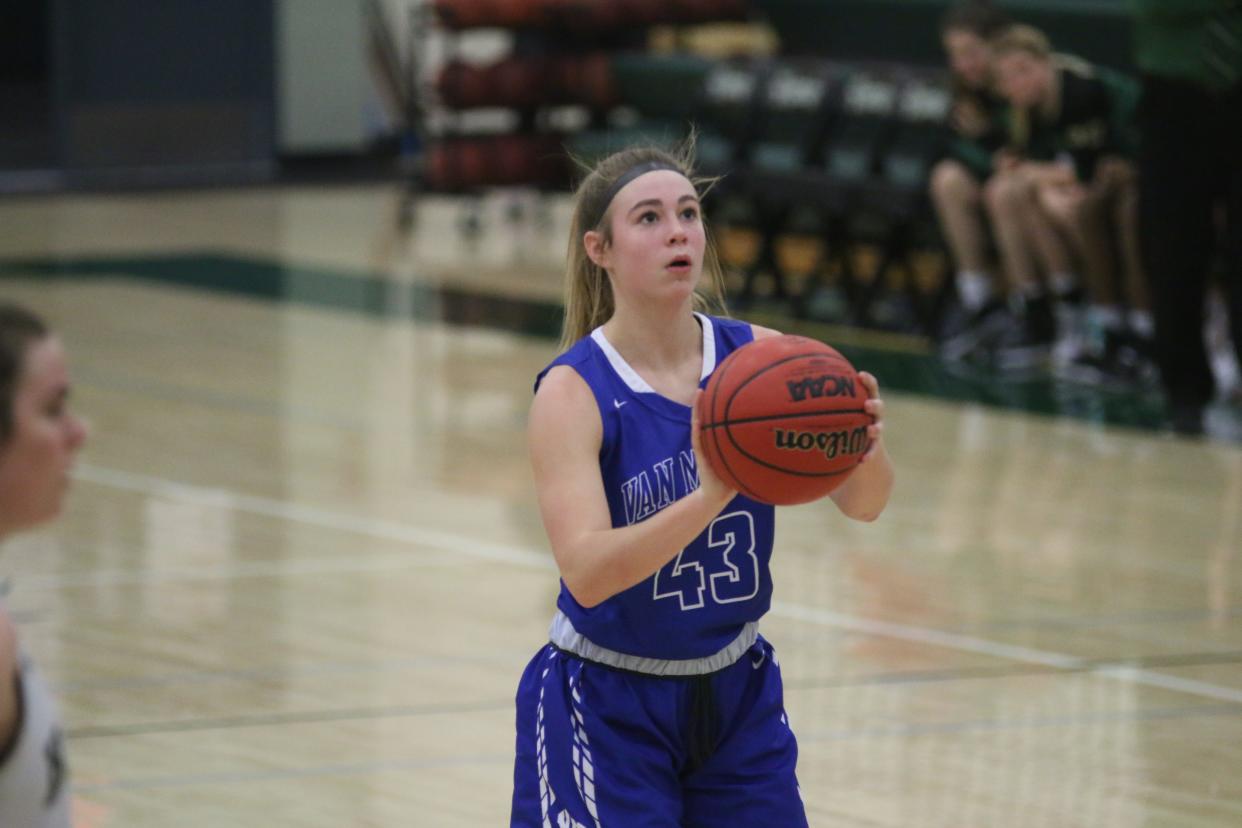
[0,304,87,827]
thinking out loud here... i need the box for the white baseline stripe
[768,602,1084,670]
[70,463,1242,706]
[71,753,513,793]
[19,552,466,591]
[1093,665,1242,706]
[69,463,556,583]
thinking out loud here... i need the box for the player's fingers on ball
[857,371,880,398]
[865,398,885,418]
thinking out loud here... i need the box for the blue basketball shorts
[510,636,807,828]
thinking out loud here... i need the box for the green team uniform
[946,85,1010,181]
[1005,56,1139,181]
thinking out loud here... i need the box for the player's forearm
[831,440,894,522]
[558,487,733,608]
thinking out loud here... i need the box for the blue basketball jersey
[534,313,776,661]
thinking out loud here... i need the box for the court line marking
[76,464,556,571]
[79,705,1242,793]
[67,462,1242,707]
[796,701,1242,743]
[783,650,1242,691]
[70,753,514,793]
[54,652,528,693]
[68,698,515,740]
[16,549,467,591]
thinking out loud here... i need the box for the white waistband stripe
[549,611,757,677]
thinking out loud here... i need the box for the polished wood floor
[2,186,1241,826]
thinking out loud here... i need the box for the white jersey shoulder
[0,657,71,828]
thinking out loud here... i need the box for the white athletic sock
[1128,309,1154,338]
[1088,304,1124,331]
[956,270,992,311]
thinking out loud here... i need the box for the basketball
[697,334,873,505]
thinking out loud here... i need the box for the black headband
[585,160,685,230]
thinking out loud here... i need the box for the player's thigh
[930,159,982,208]
[1035,182,1086,228]
[512,647,685,828]
[682,768,807,828]
[682,640,808,828]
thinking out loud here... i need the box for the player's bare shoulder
[529,364,601,446]
[533,364,594,411]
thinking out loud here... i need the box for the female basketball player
[989,25,1153,379]
[929,0,1013,344]
[511,143,894,826]
[0,305,86,826]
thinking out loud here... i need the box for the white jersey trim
[550,610,758,676]
[695,312,717,381]
[589,313,717,395]
[0,658,70,828]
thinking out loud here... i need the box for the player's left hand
[857,371,885,463]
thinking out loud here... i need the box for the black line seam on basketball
[722,350,858,445]
[723,350,855,424]
[701,408,871,428]
[707,341,764,502]
[713,342,862,494]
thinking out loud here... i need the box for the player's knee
[1096,156,1135,188]
[983,174,1020,214]
[929,160,976,205]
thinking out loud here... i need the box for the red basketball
[697,335,873,506]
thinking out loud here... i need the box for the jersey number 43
[652,511,759,610]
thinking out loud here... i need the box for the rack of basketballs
[422,0,750,193]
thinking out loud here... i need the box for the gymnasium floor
[2,184,1242,826]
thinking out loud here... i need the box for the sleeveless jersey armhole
[535,356,617,462]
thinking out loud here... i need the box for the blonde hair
[991,24,1052,60]
[559,137,729,350]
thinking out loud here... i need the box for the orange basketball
[698,335,873,505]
